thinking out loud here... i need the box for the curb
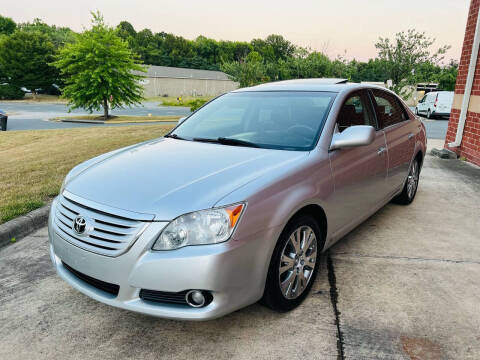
[59,119,105,124]
[0,202,51,249]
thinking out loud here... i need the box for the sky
[2,0,471,62]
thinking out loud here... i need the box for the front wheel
[427,109,432,119]
[393,158,420,205]
[415,107,419,115]
[262,215,321,312]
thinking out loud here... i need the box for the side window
[371,89,408,128]
[336,92,376,133]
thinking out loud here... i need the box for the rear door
[437,92,454,114]
[370,89,415,193]
[328,90,388,237]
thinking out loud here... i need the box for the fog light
[185,290,206,307]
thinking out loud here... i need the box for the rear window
[371,89,409,128]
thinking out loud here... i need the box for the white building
[135,65,239,97]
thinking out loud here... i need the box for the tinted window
[371,89,408,128]
[336,92,376,132]
[172,91,336,151]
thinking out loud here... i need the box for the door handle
[408,133,414,140]
[377,146,386,155]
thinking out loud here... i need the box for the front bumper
[48,197,276,320]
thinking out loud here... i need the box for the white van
[415,91,454,119]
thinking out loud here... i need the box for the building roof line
[136,65,232,81]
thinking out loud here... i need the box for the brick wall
[445,0,480,166]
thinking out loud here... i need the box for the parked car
[415,91,454,119]
[0,109,7,131]
[48,79,426,320]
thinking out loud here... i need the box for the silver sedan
[48,79,426,320]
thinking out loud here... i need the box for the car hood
[65,138,306,220]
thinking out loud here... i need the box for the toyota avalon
[48,79,426,320]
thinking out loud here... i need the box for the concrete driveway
[0,101,190,131]
[0,140,479,359]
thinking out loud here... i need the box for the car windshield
[170,91,336,151]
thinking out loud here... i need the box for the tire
[393,157,420,205]
[427,109,432,119]
[262,215,322,312]
[415,107,419,115]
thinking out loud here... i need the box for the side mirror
[178,117,187,124]
[330,125,376,151]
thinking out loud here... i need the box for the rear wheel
[393,158,420,205]
[263,215,321,312]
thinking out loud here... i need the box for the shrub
[190,98,208,111]
[0,84,25,100]
[160,96,211,111]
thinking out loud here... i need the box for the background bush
[0,84,25,100]
[189,98,208,111]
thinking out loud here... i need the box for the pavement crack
[327,251,345,360]
[332,252,480,265]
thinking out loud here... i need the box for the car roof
[232,78,387,94]
[432,91,453,94]
[428,91,453,95]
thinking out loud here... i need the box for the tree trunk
[103,98,109,120]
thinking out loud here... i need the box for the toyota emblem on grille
[73,216,87,234]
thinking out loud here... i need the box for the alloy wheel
[278,225,317,299]
[407,161,419,200]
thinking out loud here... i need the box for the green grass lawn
[0,124,174,224]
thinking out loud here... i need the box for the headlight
[152,203,245,251]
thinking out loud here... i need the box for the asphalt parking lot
[0,101,190,131]
[1,140,479,359]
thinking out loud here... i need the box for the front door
[328,90,388,239]
[417,95,427,114]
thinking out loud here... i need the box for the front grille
[139,289,189,305]
[54,195,147,256]
[63,262,120,296]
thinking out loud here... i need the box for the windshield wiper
[192,137,260,148]
[164,133,187,140]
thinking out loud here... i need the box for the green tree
[0,14,16,35]
[19,19,75,49]
[350,58,389,83]
[117,21,136,39]
[54,12,145,120]
[264,34,295,61]
[375,29,450,96]
[195,36,219,67]
[221,51,269,87]
[0,30,57,92]
[437,60,458,91]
